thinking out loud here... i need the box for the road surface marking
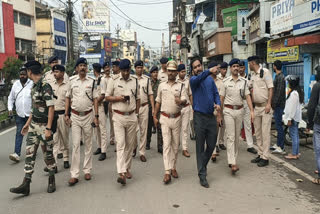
[0,127,16,136]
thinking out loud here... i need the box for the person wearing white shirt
[283,76,303,160]
[7,68,33,162]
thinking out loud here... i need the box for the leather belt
[225,104,243,110]
[114,110,135,116]
[255,102,267,107]
[161,112,181,118]
[182,103,190,108]
[55,110,65,115]
[141,102,149,107]
[71,109,92,116]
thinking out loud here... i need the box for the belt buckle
[233,106,237,110]
[124,112,130,116]
[79,112,85,116]
[169,114,175,118]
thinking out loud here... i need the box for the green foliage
[66,60,76,77]
[2,57,23,95]
[43,64,51,74]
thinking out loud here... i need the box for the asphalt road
[1,123,320,214]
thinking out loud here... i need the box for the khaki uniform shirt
[214,76,224,94]
[52,78,70,111]
[106,74,140,112]
[221,76,250,106]
[156,80,187,114]
[66,75,98,112]
[94,75,106,106]
[250,66,274,104]
[138,75,153,105]
[44,71,69,85]
[217,73,226,81]
[158,69,168,83]
[176,76,192,104]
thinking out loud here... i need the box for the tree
[2,57,23,95]
[65,59,75,77]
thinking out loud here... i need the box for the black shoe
[80,141,83,146]
[47,175,56,193]
[10,178,31,196]
[64,161,70,169]
[219,144,226,150]
[216,145,220,153]
[257,159,269,167]
[132,148,137,157]
[93,148,101,155]
[199,177,209,188]
[247,147,258,154]
[158,149,163,154]
[44,166,58,173]
[146,143,150,150]
[251,156,261,163]
[57,153,63,159]
[98,153,106,161]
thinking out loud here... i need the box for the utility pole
[66,0,74,62]
[161,33,165,56]
[180,0,188,65]
[115,24,121,59]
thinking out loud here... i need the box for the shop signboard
[267,41,299,63]
[270,0,294,35]
[237,8,249,44]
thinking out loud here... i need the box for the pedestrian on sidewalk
[189,58,222,188]
[307,65,320,184]
[271,60,286,154]
[283,76,303,160]
[8,67,33,163]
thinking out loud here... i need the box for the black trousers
[194,111,218,178]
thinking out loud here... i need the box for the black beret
[53,64,65,72]
[150,66,159,73]
[119,59,131,70]
[247,56,260,62]
[92,63,102,72]
[112,61,120,66]
[220,62,228,68]
[103,61,110,68]
[239,60,245,66]
[160,57,168,64]
[177,64,186,72]
[48,56,59,64]
[229,58,240,66]
[24,60,41,69]
[19,67,27,72]
[134,60,144,68]
[75,57,87,67]
[208,61,218,69]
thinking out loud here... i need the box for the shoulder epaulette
[112,74,120,80]
[223,76,231,82]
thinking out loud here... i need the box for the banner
[186,4,195,23]
[81,0,110,33]
[237,9,249,44]
[270,0,294,35]
[267,41,299,63]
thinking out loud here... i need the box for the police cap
[75,57,87,67]
[208,61,218,69]
[229,58,240,66]
[48,56,59,64]
[103,61,110,68]
[119,59,131,70]
[220,62,229,68]
[53,64,65,72]
[92,63,102,72]
[177,64,186,72]
[149,65,159,73]
[160,57,168,64]
[134,60,144,68]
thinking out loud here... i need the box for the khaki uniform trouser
[109,104,115,143]
[94,105,108,153]
[70,112,93,178]
[224,107,244,165]
[160,115,181,173]
[254,106,273,160]
[137,105,149,156]
[113,112,138,174]
[243,102,254,148]
[53,114,69,162]
[181,105,191,150]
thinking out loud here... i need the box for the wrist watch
[46,127,51,131]
[95,115,99,118]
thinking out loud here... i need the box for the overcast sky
[50,0,172,52]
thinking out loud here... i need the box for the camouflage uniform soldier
[10,61,57,196]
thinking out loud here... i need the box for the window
[19,13,31,27]
[21,39,33,52]
[14,11,18,23]
[15,39,20,51]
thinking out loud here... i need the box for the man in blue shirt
[190,57,222,188]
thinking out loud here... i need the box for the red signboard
[176,35,181,44]
[104,38,112,53]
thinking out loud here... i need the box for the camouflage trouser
[24,121,56,179]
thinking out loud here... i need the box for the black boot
[10,178,31,196]
[64,161,70,169]
[93,148,101,155]
[98,153,106,161]
[47,175,56,193]
[44,166,58,173]
[146,142,150,150]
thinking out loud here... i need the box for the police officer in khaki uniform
[220,59,254,174]
[92,63,108,161]
[248,56,274,167]
[158,57,169,83]
[176,64,192,158]
[134,60,154,162]
[216,62,228,151]
[65,57,99,186]
[51,65,70,169]
[106,59,140,186]
[154,60,187,184]
[44,56,69,85]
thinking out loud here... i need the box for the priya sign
[270,0,294,35]
[293,0,320,35]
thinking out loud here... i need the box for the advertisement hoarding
[267,41,299,63]
[120,29,135,42]
[270,0,294,35]
[293,0,320,35]
[81,0,110,33]
[237,8,249,44]
[186,4,195,23]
